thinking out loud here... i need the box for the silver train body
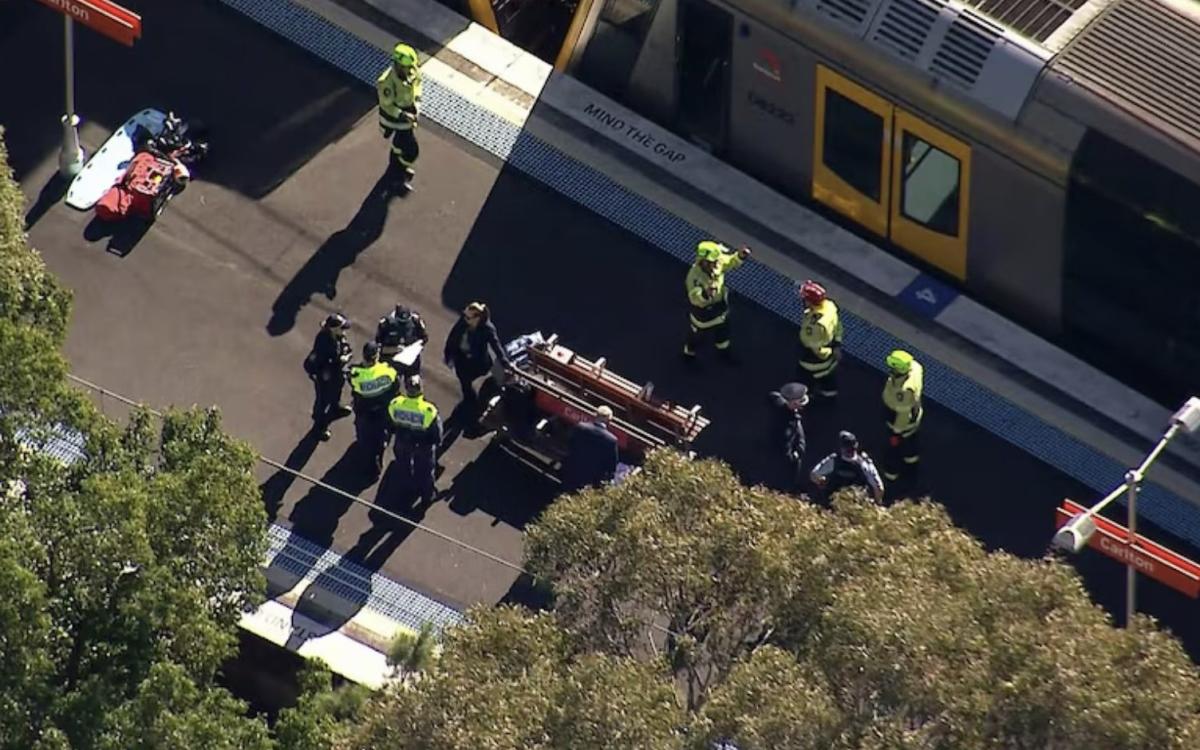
[573,0,1200,404]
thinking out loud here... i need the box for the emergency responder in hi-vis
[811,431,885,503]
[349,341,400,475]
[797,280,843,398]
[881,349,924,485]
[683,240,751,362]
[387,375,443,505]
[377,42,423,191]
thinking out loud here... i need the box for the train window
[898,133,961,236]
[823,90,884,202]
[889,110,971,280]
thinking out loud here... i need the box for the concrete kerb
[217,0,1200,547]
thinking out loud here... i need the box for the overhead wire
[64,372,684,640]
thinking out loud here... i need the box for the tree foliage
[0,129,71,343]
[0,132,276,748]
[341,607,683,750]
[275,662,372,750]
[519,449,1200,749]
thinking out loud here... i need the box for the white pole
[59,16,84,178]
[1125,469,1138,628]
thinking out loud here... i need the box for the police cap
[780,382,809,405]
[324,313,351,330]
[363,341,380,360]
[839,430,859,450]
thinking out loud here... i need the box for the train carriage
[569,0,1200,406]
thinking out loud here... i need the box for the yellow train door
[813,65,972,281]
[889,109,971,280]
[813,66,893,238]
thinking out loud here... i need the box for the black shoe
[333,404,353,417]
[319,427,332,441]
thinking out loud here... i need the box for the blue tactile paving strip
[20,422,463,630]
[215,0,1200,546]
[266,523,464,631]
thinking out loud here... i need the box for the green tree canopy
[0,131,276,749]
[521,449,1200,749]
[0,130,71,342]
[341,607,683,750]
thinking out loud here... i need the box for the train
[564,0,1200,407]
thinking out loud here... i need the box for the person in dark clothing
[810,430,885,503]
[442,302,510,413]
[375,304,429,375]
[768,382,809,485]
[304,313,354,440]
[561,405,620,493]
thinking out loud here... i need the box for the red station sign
[1056,499,1200,598]
[33,0,142,46]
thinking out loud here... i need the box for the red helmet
[799,280,826,306]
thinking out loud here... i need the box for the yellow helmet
[696,240,724,262]
[392,43,418,67]
[886,350,914,374]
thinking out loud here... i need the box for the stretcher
[66,109,168,210]
[479,332,710,482]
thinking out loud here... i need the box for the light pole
[1053,396,1200,627]
[59,16,85,178]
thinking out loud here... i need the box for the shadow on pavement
[285,462,427,647]
[23,173,66,230]
[444,441,558,529]
[261,428,324,522]
[267,445,379,601]
[81,216,153,258]
[499,572,554,612]
[267,171,396,336]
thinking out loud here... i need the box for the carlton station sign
[1056,499,1200,598]
[33,0,142,46]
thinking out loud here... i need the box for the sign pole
[59,15,84,178]
[1125,470,1139,627]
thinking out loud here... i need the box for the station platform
[3,0,1198,670]
[223,0,1200,543]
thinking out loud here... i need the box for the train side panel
[966,149,1067,330]
[726,15,815,198]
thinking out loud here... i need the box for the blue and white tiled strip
[216,0,1200,546]
[266,524,463,631]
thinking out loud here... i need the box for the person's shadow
[267,172,397,336]
[260,428,323,522]
[82,216,153,257]
[24,174,67,230]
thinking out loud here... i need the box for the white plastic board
[394,341,424,367]
[65,108,167,210]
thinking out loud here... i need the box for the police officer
[387,374,442,504]
[349,341,400,474]
[304,313,354,440]
[683,240,751,362]
[797,280,843,399]
[768,382,808,486]
[881,349,924,485]
[375,304,429,375]
[377,42,423,191]
[810,431,885,503]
